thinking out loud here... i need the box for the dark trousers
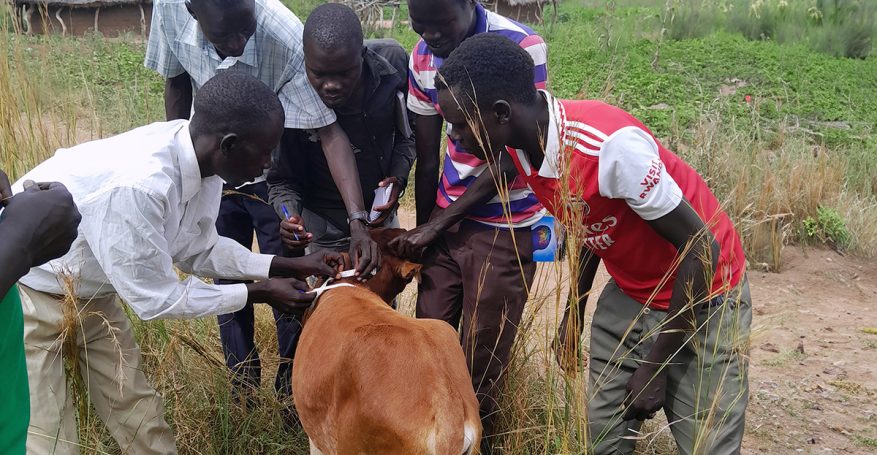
[215,182,301,398]
[416,220,536,445]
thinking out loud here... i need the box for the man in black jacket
[269,3,415,255]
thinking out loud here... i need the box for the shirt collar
[507,91,564,179]
[177,16,259,70]
[515,90,566,179]
[232,35,260,68]
[336,47,401,115]
[175,122,202,203]
[532,90,566,179]
[472,3,489,35]
[364,46,400,85]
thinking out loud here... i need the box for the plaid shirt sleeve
[407,45,439,116]
[144,3,186,78]
[258,4,336,130]
[277,60,337,129]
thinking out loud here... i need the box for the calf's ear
[397,261,422,282]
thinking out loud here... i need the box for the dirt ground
[743,247,877,453]
[397,212,877,453]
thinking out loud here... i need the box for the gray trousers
[588,278,752,455]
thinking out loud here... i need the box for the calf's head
[340,228,421,304]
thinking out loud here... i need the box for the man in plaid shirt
[145,0,380,413]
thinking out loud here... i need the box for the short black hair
[303,3,363,53]
[190,70,284,135]
[437,33,537,108]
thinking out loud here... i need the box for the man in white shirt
[145,0,380,404]
[14,71,341,454]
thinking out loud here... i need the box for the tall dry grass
[663,0,877,58]
[680,103,877,266]
[0,14,66,177]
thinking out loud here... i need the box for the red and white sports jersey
[507,92,746,310]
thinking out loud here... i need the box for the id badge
[531,215,565,262]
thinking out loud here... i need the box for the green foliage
[803,206,851,249]
[665,2,718,40]
[762,348,807,367]
[855,435,877,448]
[665,0,877,59]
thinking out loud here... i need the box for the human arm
[164,72,193,121]
[80,188,328,320]
[267,128,313,251]
[405,46,446,227]
[622,201,719,420]
[0,174,81,295]
[143,4,190,121]
[595,127,720,420]
[390,154,518,260]
[317,122,379,277]
[411,114,443,226]
[0,169,10,202]
[178,234,340,281]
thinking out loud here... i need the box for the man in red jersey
[434,33,751,455]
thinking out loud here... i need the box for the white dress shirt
[16,120,274,320]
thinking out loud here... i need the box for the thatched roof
[13,0,150,7]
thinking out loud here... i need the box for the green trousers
[587,278,752,455]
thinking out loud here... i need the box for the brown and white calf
[293,229,482,455]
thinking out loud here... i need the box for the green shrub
[803,206,851,250]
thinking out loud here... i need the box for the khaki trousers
[588,279,752,455]
[19,284,176,454]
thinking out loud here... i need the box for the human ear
[493,100,512,125]
[220,133,238,156]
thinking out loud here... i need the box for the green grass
[10,2,877,153]
[761,348,807,367]
[855,435,877,448]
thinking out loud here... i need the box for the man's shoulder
[86,122,187,192]
[365,39,408,76]
[254,0,304,51]
[149,0,193,48]
[152,0,189,24]
[563,100,641,135]
[484,9,543,43]
[410,38,433,61]
[153,0,188,10]
[366,39,406,58]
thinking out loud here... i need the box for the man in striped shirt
[389,1,548,449]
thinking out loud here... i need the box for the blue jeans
[215,182,300,398]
